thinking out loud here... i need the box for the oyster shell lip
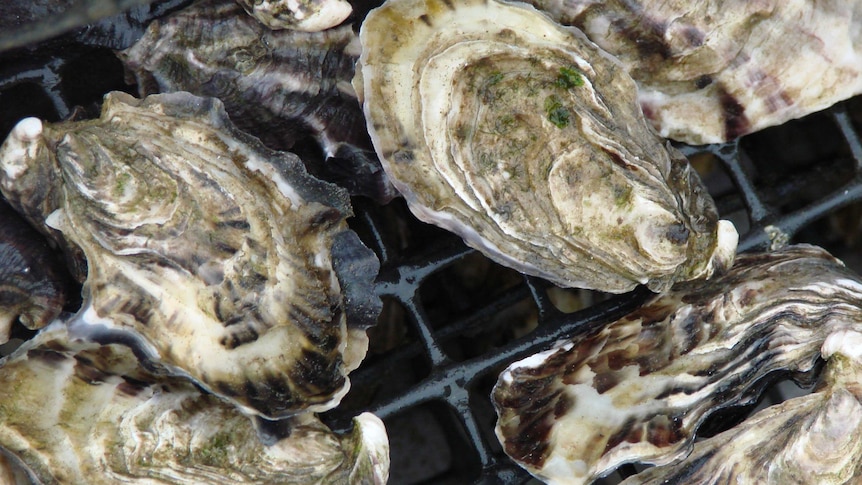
[357,0,738,294]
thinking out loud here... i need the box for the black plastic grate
[321,102,862,484]
[3,4,862,484]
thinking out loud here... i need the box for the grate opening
[2,4,862,485]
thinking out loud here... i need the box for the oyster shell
[525,0,862,144]
[235,0,352,31]
[0,91,381,419]
[356,0,737,294]
[119,0,396,203]
[493,245,862,484]
[621,329,862,485]
[0,197,69,344]
[0,322,390,484]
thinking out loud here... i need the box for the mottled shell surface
[493,245,862,484]
[235,0,352,31]
[526,0,862,144]
[623,330,862,485]
[120,0,396,203]
[0,91,381,419]
[357,0,737,293]
[0,323,390,485]
[0,199,69,344]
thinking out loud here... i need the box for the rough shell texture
[622,330,862,485]
[356,0,737,294]
[120,0,396,203]
[493,245,862,484]
[0,91,381,419]
[0,322,389,485]
[235,0,352,31]
[0,198,69,344]
[526,0,862,144]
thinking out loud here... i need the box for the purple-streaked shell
[0,198,69,344]
[526,0,862,144]
[119,0,396,203]
[0,322,390,484]
[0,91,381,419]
[235,0,352,31]
[493,245,862,484]
[356,0,737,293]
[622,330,862,485]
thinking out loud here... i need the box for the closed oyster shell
[526,0,862,144]
[120,0,396,203]
[356,0,737,293]
[493,245,862,484]
[620,329,862,485]
[235,0,352,31]
[0,91,380,419]
[0,322,389,485]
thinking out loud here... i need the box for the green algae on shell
[356,0,737,294]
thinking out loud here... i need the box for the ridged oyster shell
[0,198,69,344]
[120,0,396,203]
[623,329,862,485]
[493,245,862,484]
[0,91,380,419]
[0,322,389,484]
[356,0,737,293]
[526,0,862,144]
[235,0,352,31]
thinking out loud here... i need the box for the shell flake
[526,0,862,144]
[0,91,381,419]
[357,0,737,294]
[493,245,862,484]
[0,322,390,484]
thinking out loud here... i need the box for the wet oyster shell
[0,91,381,419]
[235,0,352,31]
[621,329,862,485]
[0,198,69,344]
[0,322,389,484]
[493,245,862,484]
[356,0,737,294]
[526,0,862,144]
[120,0,396,203]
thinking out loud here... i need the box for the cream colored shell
[357,0,737,293]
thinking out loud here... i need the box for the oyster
[356,0,737,294]
[525,0,862,144]
[120,0,396,203]
[235,0,352,31]
[0,91,381,419]
[493,245,862,484]
[0,198,69,344]
[0,322,390,484]
[621,329,862,485]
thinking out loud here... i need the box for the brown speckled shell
[494,245,862,484]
